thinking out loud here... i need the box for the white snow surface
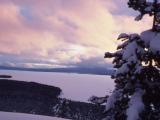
[141,30,160,53]
[126,89,145,120]
[122,41,137,60]
[150,36,160,53]
[116,41,143,75]
[105,89,122,111]
[0,111,69,120]
[116,63,129,75]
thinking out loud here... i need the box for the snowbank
[0,111,69,120]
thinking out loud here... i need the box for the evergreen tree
[104,0,160,120]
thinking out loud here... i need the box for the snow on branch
[105,89,122,111]
[126,88,145,120]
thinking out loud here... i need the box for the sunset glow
[0,0,152,68]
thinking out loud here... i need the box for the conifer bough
[104,0,160,120]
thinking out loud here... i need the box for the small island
[0,75,12,78]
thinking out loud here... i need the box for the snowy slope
[0,111,69,120]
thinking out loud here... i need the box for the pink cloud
[0,0,153,67]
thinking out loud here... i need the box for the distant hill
[0,66,115,75]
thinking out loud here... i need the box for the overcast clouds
[0,0,152,68]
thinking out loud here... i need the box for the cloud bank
[0,0,152,68]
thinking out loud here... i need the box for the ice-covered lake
[0,70,114,102]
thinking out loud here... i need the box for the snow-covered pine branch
[103,1,160,120]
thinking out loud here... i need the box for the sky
[0,0,153,69]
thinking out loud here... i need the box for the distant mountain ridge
[0,66,115,75]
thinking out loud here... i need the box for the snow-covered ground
[0,111,68,120]
[0,70,114,102]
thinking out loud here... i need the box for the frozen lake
[0,70,114,102]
